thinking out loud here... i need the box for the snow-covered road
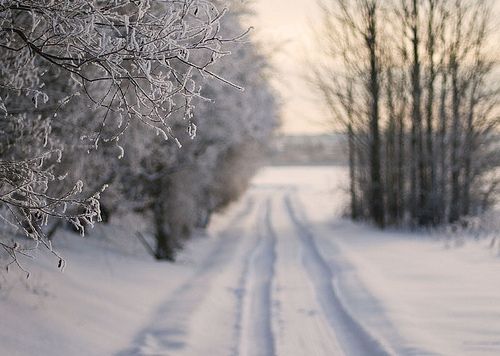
[3,166,500,356]
[115,176,392,356]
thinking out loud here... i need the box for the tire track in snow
[288,195,433,356]
[117,195,260,356]
[283,194,392,356]
[271,190,343,355]
[233,197,276,356]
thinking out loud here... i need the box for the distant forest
[269,134,347,166]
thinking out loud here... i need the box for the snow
[2,166,500,355]
[319,225,500,355]
[288,166,500,355]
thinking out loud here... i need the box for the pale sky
[242,0,328,135]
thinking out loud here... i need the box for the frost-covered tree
[114,5,278,260]
[0,0,237,271]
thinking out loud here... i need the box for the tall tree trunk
[462,81,478,216]
[348,121,359,220]
[385,69,398,224]
[397,89,407,223]
[449,54,461,223]
[409,0,425,225]
[153,184,175,261]
[366,1,385,227]
[424,0,437,225]
[438,71,448,223]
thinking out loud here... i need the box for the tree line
[0,0,277,271]
[314,0,500,227]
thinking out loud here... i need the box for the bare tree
[314,0,499,228]
[313,0,385,226]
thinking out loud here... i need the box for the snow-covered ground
[1,166,500,355]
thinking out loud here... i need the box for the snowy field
[1,166,500,356]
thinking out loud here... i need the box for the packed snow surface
[1,166,500,355]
